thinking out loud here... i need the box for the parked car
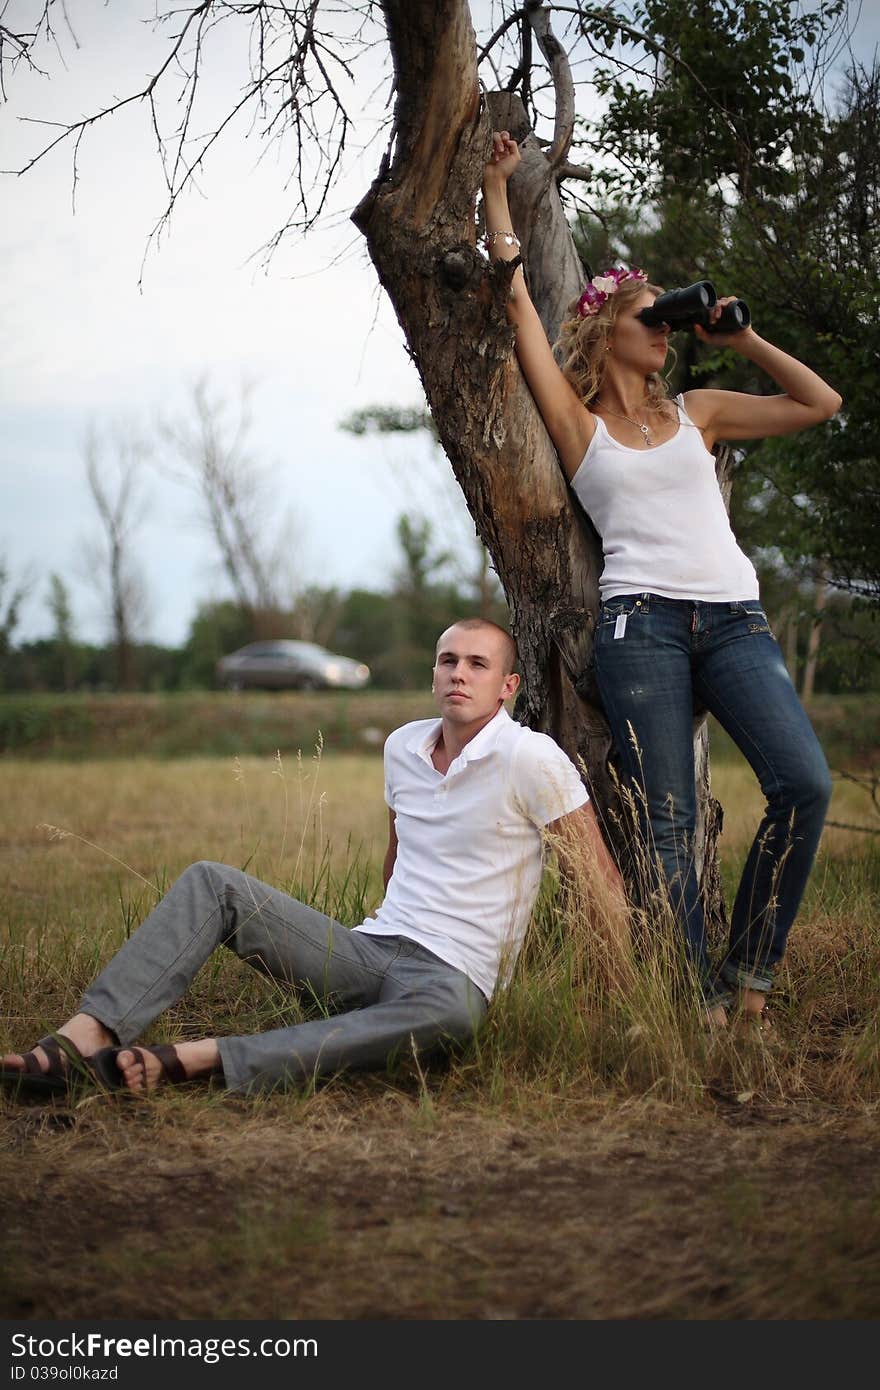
[216,640,370,692]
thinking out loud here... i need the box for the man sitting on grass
[1,618,628,1098]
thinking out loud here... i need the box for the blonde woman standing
[483,131,842,1027]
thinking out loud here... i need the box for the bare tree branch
[526,1,574,167]
[555,159,592,180]
[5,2,376,251]
[0,556,32,663]
[159,378,299,621]
[84,426,151,688]
[0,1,72,100]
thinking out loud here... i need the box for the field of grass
[2,730,880,1321]
[0,690,436,759]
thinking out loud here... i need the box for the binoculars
[638,281,750,334]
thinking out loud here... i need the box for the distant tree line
[1,548,877,698]
[0,507,509,694]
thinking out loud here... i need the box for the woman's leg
[693,603,832,997]
[594,595,723,1003]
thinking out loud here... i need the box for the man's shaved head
[435,618,518,675]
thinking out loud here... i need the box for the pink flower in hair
[576,266,648,318]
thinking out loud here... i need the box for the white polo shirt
[354,707,589,999]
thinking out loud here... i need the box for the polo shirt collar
[407,705,512,770]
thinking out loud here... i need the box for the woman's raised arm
[483,132,594,480]
[684,308,842,450]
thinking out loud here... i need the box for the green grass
[0,690,436,759]
[3,690,878,765]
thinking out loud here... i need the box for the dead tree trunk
[354,0,726,937]
[801,566,829,704]
[84,431,149,692]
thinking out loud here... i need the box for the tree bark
[354,0,726,938]
[801,566,830,704]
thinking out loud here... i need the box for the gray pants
[79,861,488,1094]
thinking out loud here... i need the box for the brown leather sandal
[0,1034,94,1098]
[90,1044,188,1092]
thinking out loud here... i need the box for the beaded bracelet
[484,230,521,251]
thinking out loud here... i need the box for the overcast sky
[1,1,462,647]
[2,1,877,648]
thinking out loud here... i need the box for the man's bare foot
[114,1039,221,1094]
[1,1014,115,1077]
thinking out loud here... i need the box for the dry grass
[3,745,874,924]
[3,1096,879,1320]
[2,745,880,1319]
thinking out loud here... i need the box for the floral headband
[576,266,648,318]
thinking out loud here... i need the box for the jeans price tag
[614,613,627,640]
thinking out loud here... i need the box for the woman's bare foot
[1,1013,115,1076]
[114,1039,221,1094]
[736,988,772,1033]
[705,1002,729,1031]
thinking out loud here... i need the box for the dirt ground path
[3,1092,879,1321]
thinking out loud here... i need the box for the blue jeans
[79,861,487,1094]
[593,594,832,1005]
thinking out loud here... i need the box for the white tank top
[570,397,759,603]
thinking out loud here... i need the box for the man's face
[432,625,519,725]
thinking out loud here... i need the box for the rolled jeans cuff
[721,960,773,994]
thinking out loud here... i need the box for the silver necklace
[598,405,654,445]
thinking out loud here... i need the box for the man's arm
[383,810,398,891]
[549,802,633,991]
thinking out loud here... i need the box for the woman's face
[608,289,670,374]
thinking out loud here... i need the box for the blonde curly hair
[554,276,674,414]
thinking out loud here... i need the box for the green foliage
[45,574,82,691]
[0,691,432,758]
[0,559,29,689]
[178,599,255,689]
[332,588,400,682]
[3,639,184,695]
[339,405,436,438]
[0,694,96,755]
[590,0,845,204]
